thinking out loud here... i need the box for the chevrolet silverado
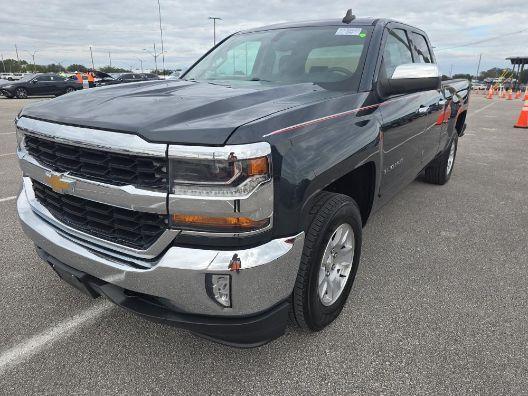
[16,11,469,347]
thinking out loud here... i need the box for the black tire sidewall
[305,201,362,330]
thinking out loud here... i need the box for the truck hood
[19,79,341,145]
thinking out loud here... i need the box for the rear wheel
[290,192,362,331]
[423,135,458,185]
[65,87,75,94]
[15,87,28,99]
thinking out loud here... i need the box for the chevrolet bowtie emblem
[45,172,76,194]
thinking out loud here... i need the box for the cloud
[0,0,526,74]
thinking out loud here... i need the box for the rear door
[378,26,424,197]
[409,30,445,165]
[30,75,51,95]
[44,75,66,95]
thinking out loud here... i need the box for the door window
[382,29,413,77]
[411,33,433,63]
[35,75,52,82]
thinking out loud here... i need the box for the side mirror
[385,63,440,95]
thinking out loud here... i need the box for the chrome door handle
[418,106,430,114]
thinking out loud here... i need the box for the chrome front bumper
[17,183,304,317]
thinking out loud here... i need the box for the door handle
[418,106,430,114]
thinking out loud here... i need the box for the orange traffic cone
[501,89,507,99]
[524,87,528,101]
[486,87,494,99]
[507,89,513,100]
[515,90,521,99]
[514,99,528,128]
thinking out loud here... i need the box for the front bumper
[17,184,304,346]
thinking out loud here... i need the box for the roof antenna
[342,9,356,24]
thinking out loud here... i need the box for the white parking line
[0,153,15,157]
[468,101,497,118]
[0,302,113,376]
[0,132,15,135]
[0,196,16,203]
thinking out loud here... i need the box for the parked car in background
[95,72,162,86]
[1,73,82,98]
[167,70,183,80]
[472,82,486,90]
[1,72,26,81]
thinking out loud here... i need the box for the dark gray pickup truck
[16,11,469,347]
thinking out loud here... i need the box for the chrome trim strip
[18,148,167,214]
[22,177,178,260]
[168,141,271,160]
[16,117,167,157]
[169,180,273,220]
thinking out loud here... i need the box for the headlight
[168,142,272,233]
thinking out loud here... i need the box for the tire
[15,88,28,99]
[423,135,458,185]
[65,87,75,94]
[290,192,362,331]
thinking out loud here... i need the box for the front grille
[32,180,167,250]
[25,135,167,190]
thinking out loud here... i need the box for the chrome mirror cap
[391,63,440,80]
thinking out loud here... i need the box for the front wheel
[65,87,75,94]
[423,135,458,185]
[290,192,362,331]
[15,88,28,99]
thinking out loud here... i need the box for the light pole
[208,16,222,46]
[56,59,65,72]
[137,58,144,73]
[109,52,112,68]
[475,53,482,81]
[25,50,37,72]
[157,0,165,75]
[143,43,165,73]
[1,53,6,73]
[89,45,95,70]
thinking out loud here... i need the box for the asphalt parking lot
[0,94,527,394]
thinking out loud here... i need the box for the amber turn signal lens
[171,214,269,232]
[247,157,269,176]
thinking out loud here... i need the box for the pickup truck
[16,12,469,347]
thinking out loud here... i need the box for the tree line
[0,58,173,74]
[451,67,528,83]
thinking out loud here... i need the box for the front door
[378,27,425,197]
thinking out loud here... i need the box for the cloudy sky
[1,0,526,75]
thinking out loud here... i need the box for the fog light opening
[207,274,232,308]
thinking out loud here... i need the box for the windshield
[184,26,371,89]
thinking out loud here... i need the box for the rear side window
[411,33,433,63]
[382,29,413,77]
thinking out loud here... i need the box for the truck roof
[241,17,390,33]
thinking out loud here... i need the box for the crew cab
[2,73,82,98]
[16,12,469,347]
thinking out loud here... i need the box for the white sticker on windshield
[335,28,362,36]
